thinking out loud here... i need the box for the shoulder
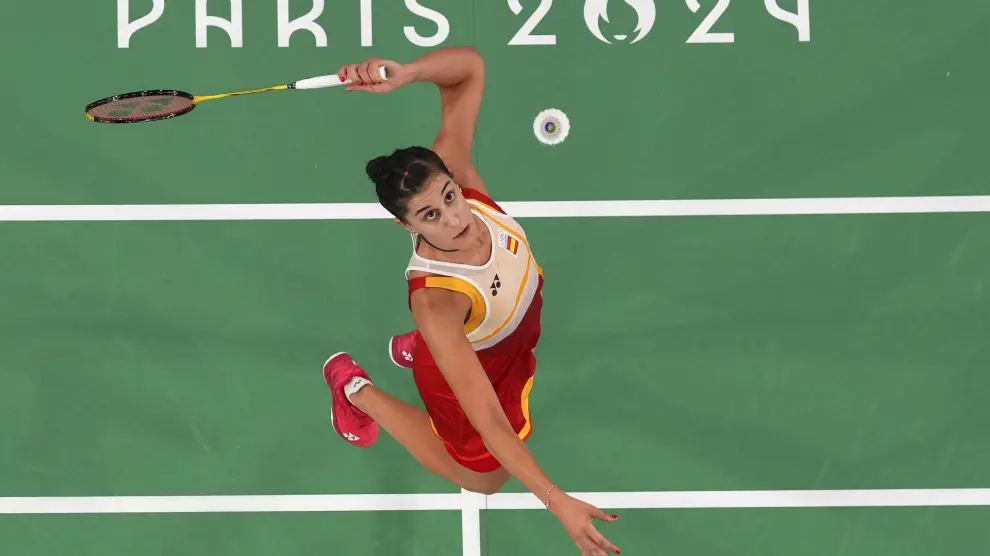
[461,187,506,215]
[463,187,526,239]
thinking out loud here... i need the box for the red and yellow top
[406,188,544,352]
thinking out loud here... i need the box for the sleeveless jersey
[405,189,543,352]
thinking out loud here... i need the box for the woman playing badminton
[321,47,620,556]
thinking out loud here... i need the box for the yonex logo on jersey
[343,432,360,441]
[490,274,502,296]
[498,230,520,256]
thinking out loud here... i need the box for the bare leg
[349,385,509,495]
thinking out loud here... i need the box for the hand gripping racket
[84,66,388,124]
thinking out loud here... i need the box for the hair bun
[365,155,396,186]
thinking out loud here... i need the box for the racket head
[85,90,196,123]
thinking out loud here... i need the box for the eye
[445,190,456,203]
[425,210,437,220]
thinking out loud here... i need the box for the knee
[463,471,509,495]
[465,484,502,495]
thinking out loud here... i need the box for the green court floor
[2,0,990,553]
[2,213,989,554]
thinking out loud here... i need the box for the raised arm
[338,47,489,197]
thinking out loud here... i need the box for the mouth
[454,223,470,239]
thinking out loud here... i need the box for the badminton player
[322,46,620,556]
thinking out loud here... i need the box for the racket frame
[84,90,197,124]
[84,66,388,124]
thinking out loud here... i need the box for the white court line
[461,489,486,556]
[0,195,989,221]
[3,488,990,514]
[11,488,989,556]
[0,493,463,514]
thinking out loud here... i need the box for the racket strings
[87,95,193,122]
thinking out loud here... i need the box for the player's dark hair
[366,146,452,220]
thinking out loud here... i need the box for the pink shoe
[388,330,420,369]
[323,352,378,448]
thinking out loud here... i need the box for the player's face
[400,173,475,249]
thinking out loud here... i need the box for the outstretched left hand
[550,492,621,555]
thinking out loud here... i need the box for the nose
[444,211,462,228]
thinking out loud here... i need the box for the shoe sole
[323,352,378,448]
[323,352,349,440]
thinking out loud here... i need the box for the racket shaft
[195,85,286,102]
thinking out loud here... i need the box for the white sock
[343,376,372,403]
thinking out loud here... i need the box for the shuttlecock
[533,108,570,146]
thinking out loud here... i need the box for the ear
[394,218,414,233]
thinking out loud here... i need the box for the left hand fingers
[589,505,618,523]
[578,538,612,556]
[589,529,619,554]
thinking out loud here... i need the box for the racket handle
[292,66,388,90]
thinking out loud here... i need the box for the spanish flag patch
[498,230,520,256]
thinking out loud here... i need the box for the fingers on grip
[338,61,388,90]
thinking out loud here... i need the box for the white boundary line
[1,195,989,221]
[462,489,485,556]
[4,488,990,514]
[5,487,990,555]
[7,490,990,556]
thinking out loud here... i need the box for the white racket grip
[292,66,388,90]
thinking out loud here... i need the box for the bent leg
[349,385,510,495]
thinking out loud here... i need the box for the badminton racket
[84,66,388,124]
